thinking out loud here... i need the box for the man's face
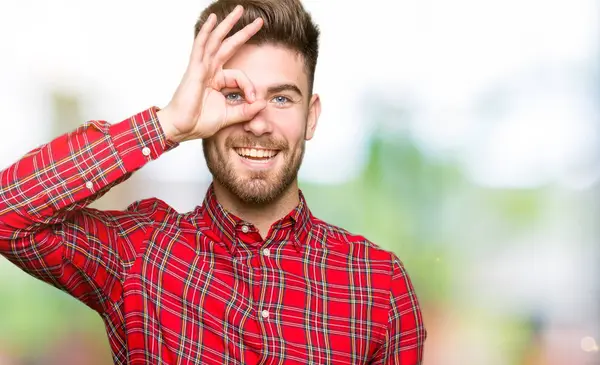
[202,43,320,205]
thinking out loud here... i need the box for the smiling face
[202,43,321,205]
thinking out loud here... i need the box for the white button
[142,147,151,156]
[262,248,270,257]
[241,225,249,233]
[85,181,93,190]
[261,310,269,318]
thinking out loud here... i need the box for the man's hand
[157,5,266,143]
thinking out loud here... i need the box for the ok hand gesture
[158,6,266,143]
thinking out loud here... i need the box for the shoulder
[125,197,180,218]
[311,216,399,265]
[311,217,419,303]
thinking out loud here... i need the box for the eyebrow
[267,83,303,97]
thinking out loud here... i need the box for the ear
[305,93,321,141]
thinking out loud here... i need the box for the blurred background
[0,0,598,364]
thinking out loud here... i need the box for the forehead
[223,43,308,94]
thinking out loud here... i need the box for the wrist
[156,108,185,143]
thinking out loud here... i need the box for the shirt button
[142,147,151,156]
[241,225,249,233]
[262,248,270,257]
[85,181,93,190]
[261,310,269,319]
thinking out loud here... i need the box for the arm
[0,107,177,313]
[371,255,427,364]
[0,6,270,315]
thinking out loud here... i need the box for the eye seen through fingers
[225,92,244,103]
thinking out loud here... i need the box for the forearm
[0,107,177,239]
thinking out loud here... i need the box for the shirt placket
[236,223,279,363]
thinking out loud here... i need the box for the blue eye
[272,96,290,105]
[225,93,243,103]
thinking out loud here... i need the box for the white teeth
[235,148,278,158]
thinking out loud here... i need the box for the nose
[243,108,273,136]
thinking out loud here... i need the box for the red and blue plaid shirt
[0,107,426,364]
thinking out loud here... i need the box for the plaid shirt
[0,107,426,364]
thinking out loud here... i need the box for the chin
[228,179,287,205]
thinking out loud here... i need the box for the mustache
[225,134,288,150]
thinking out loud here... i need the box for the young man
[0,1,426,364]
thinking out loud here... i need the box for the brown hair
[195,0,320,94]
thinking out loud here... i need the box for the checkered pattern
[0,107,426,364]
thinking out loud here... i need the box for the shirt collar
[198,183,313,253]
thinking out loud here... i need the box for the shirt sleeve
[371,254,427,364]
[0,107,178,313]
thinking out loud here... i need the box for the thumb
[224,99,267,126]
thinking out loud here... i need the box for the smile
[233,147,280,162]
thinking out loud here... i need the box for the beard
[202,133,305,206]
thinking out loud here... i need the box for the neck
[212,181,300,238]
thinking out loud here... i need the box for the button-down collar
[199,183,313,254]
